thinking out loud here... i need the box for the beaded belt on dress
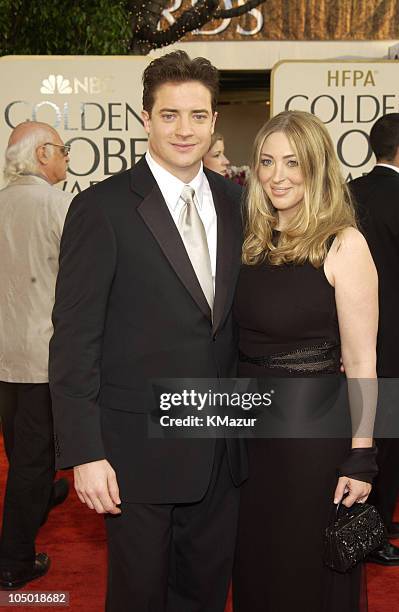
[239,342,341,375]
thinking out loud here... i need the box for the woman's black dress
[232,253,367,612]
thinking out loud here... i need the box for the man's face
[142,81,217,181]
[38,132,70,185]
[46,132,69,185]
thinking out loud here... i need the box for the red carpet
[0,433,397,611]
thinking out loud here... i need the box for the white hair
[3,125,56,184]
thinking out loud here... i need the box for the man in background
[0,122,72,589]
[350,113,399,565]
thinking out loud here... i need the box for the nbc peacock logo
[40,74,72,95]
[39,74,114,95]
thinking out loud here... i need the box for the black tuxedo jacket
[349,166,399,377]
[49,158,248,503]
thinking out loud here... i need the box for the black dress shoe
[0,553,50,590]
[41,478,69,526]
[387,521,399,539]
[367,540,399,566]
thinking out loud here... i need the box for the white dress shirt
[145,151,217,288]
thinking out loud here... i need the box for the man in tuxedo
[49,51,247,611]
[350,113,399,565]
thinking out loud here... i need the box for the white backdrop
[271,60,399,180]
[0,56,149,193]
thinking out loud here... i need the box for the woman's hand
[334,476,371,507]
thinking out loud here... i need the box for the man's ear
[36,145,49,166]
[142,110,151,135]
[393,145,399,168]
[211,111,218,134]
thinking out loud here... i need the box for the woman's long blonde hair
[242,110,357,267]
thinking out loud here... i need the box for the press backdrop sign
[0,56,149,193]
[271,60,399,180]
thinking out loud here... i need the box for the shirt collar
[145,151,205,211]
[8,174,51,187]
[375,163,399,175]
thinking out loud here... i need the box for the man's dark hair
[142,50,219,114]
[370,113,399,161]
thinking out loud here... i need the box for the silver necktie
[178,185,214,311]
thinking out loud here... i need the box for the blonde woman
[233,111,378,611]
[203,132,230,174]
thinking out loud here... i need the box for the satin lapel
[136,171,211,321]
[207,171,237,334]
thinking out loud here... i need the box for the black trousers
[369,438,399,529]
[105,439,240,612]
[0,382,55,571]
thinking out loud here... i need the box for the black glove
[338,446,378,484]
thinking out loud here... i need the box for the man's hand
[333,476,371,507]
[74,459,121,515]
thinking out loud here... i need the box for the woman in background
[233,110,378,611]
[203,132,230,175]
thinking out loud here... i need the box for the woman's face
[203,139,230,174]
[258,131,305,222]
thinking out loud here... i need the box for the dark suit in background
[350,165,399,537]
[49,158,247,611]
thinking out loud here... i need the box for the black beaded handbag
[324,502,386,573]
